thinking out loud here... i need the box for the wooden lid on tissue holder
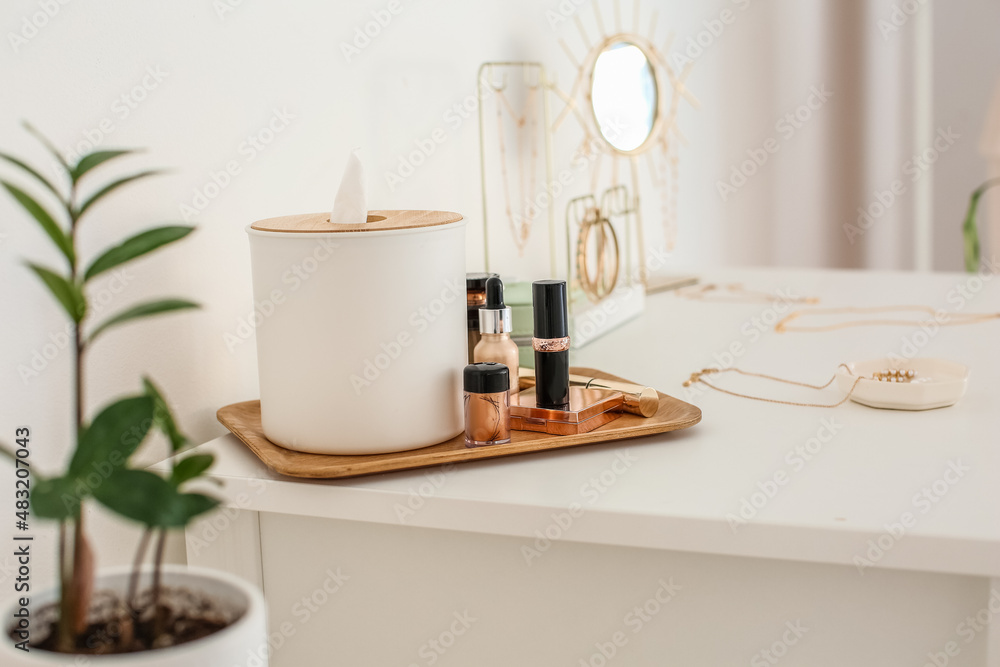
[250,210,463,234]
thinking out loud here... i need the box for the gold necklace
[684,365,863,408]
[776,305,1000,333]
[494,86,540,256]
[677,283,819,304]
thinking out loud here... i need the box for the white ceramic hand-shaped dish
[835,358,969,410]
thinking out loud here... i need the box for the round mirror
[590,41,658,153]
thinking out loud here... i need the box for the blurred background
[1,0,999,588]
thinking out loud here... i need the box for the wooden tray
[217,367,701,479]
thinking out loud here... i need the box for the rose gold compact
[510,386,624,436]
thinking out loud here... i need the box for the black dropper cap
[485,276,505,309]
[532,280,568,339]
[464,362,510,394]
[466,272,498,291]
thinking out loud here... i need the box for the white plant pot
[0,566,267,666]
[247,211,467,455]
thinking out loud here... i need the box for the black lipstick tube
[532,280,570,410]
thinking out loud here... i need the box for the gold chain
[494,86,540,257]
[677,283,819,304]
[776,305,1000,333]
[683,364,862,408]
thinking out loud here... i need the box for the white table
[156,268,1000,667]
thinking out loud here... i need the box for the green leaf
[92,469,218,528]
[962,179,1000,273]
[173,492,220,524]
[92,470,173,526]
[143,376,190,453]
[23,121,69,171]
[0,151,64,203]
[71,150,135,183]
[88,298,199,343]
[0,442,17,463]
[2,180,73,265]
[84,225,194,282]
[76,169,161,219]
[26,263,85,323]
[170,454,214,487]
[32,476,82,521]
[69,395,154,478]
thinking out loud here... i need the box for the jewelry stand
[477,62,556,279]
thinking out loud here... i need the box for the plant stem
[152,529,166,608]
[151,529,168,638]
[127,529,153,611]
[56,522,73,652]
[61,177,91,650]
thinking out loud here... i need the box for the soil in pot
[10,587,242,655]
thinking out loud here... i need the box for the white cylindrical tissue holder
[247,210,467,455]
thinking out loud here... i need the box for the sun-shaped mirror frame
[588,36,662,156]
[551,0,700,277]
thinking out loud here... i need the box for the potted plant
[0,124,267,664]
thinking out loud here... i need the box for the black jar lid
[464,362,509,394]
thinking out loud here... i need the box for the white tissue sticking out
[331,149,368,224]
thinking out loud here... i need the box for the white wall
[0,0,996,590]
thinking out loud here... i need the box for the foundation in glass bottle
[474,277,519,395]
[466,272,498,364]
[464,362,511,447]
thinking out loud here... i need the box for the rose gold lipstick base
[511,387,624,436]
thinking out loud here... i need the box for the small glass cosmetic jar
[463,362,511,447]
